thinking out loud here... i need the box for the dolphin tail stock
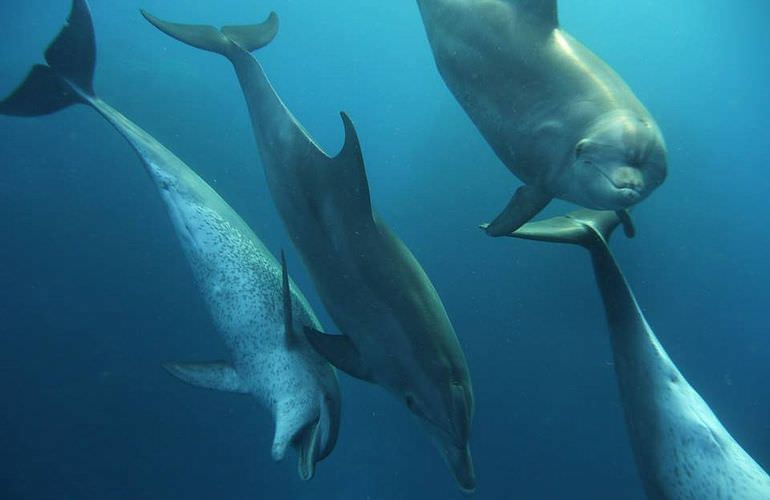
[0,0,95,116]
[505,208,647,337]
[140,9,278,58]
[492,208,634,251]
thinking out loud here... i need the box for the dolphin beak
[444,443,476,494]
[610,166,644,195]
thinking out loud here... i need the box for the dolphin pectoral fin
[303,327,374,383]
[615,209,636,238]
[484,185,552,236]
[163,361,247,393]
[294,418,321,481]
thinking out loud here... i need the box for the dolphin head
[403,370,475,493]
[562,110,667,210]
[147,159,234,261]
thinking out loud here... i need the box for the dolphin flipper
[163,361,247,393]
[615,209,636,238]
[485,184,552,237]
[303,327,374,383]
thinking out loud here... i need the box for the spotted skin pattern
[163,192,336,459]
[0,0,339,479]
[512,211,770,500]
[89,94,340,470]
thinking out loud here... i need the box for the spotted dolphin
[507,210,770,499]
[142,9,476,493]
[0,0,340,480]
[416,0,668,235]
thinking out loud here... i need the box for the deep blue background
[1,1,768,499]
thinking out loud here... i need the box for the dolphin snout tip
[459,480,477,495]
[619,187,642,203]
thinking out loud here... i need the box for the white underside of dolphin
[0,0,340,480]
[509,211,770,499]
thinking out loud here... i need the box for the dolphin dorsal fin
[279,250,302,349]
[513,0,559,29]
[325,112,374,221]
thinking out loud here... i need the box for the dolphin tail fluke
[499,209,632,249]
[0,0,95,116]
[140,9,278,56]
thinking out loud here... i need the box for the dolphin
[416,0,668,236]
[505,210,770,499]
[0,0,340,480]
[141,9,476,493]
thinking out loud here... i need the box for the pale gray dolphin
[416,0,668,236]
[142,9,476,493]
[0,0,340,480]
[506,210,770,499]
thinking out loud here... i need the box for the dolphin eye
[405,394,417,413]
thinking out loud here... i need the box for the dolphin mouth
[615,187,642,203]
[443,442,476,494]
[591,164,643,202]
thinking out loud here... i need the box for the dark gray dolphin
[417,0,668,235]
[0,0,340,480]
[142,9,476,493]
[506,210,770,499]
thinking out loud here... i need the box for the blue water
[1,1,768,498]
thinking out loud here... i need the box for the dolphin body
[142,9,476,493]
[416,0,668,236]
[0,0,340,480]
[508,210,770,499]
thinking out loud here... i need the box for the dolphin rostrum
[0,0,340,480]
[507,210,770,499]
[142,9,476,493]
